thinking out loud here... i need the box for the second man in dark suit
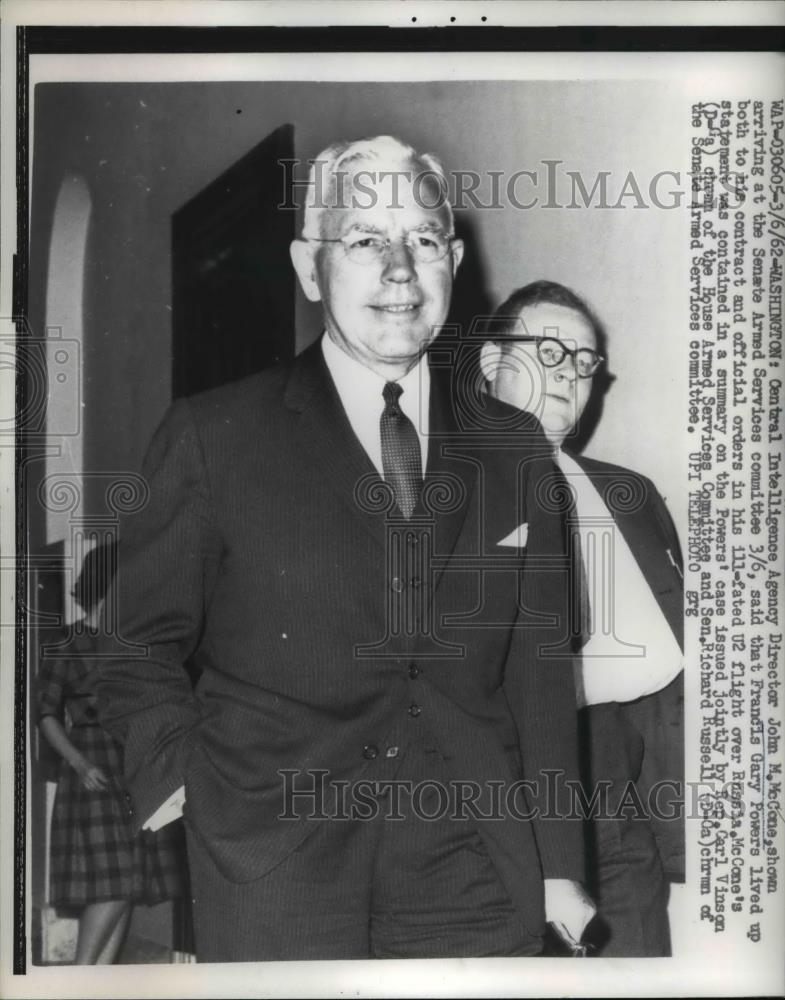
[481,279,684,956]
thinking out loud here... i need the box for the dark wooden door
[172,124,295,398]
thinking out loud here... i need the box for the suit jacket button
[408,703,421,718]
[363,744,379,760]
[408,663,420,679]
[391,577,405,593]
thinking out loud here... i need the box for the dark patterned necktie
[380,382,423,518]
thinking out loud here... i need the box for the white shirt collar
[321,332,430,475]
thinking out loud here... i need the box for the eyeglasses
[304,229,455,265]
[502,335,604,379]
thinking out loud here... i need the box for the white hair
[300,135,454,239]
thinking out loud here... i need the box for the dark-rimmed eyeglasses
[304,229,456,265]
[501,335,604,379]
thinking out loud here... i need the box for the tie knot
[383,381,404,410]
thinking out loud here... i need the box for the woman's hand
[73,756,111,792]
[39,715,112,792]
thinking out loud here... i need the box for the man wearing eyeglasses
[481,280,685,956]
[94,138,595,961]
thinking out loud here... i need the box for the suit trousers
[579,703,671,957]
[585,813,671,957]
[185,736,542,962]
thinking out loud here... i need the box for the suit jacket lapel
[284,341,477,577]
[422,359,476,593]
[285,340,388,553]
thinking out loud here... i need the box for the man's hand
[543,878,596,949]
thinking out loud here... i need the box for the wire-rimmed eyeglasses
[304,229,456,265]
[501,335,604,379]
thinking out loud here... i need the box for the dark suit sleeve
[504,450,585,883]
[91,399,222,830]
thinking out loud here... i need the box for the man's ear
[290,239,322,303]
[449,238,465,277]
[479,341,502,384]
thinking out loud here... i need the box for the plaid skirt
[49,725,185,909]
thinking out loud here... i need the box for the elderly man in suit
[93,137,594,962]
[481,279,684,956]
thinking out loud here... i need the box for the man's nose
[554,356,578,381]
[381,238,416,281]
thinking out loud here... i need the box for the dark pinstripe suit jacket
[93,339,585,935]
[570,452,685,879]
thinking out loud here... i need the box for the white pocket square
[497,522,528,548]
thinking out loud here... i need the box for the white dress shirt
[321,332,430,475]
[556,449,683,708]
